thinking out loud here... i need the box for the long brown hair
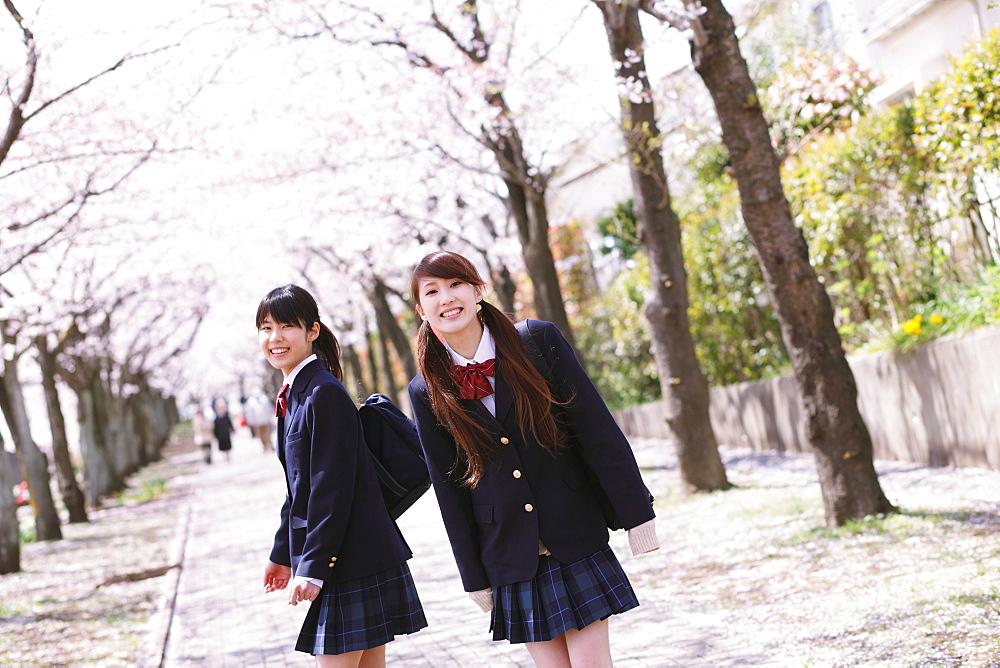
[411,251,563,487]
[255,284,344,381]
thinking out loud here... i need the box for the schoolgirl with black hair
[258,284,426,667]
[407,252,658,667]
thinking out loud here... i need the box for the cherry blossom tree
[641,0,894,525]
[592,0,730,492]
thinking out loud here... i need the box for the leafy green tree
[574,256,660,411]
[678,160,788,385]
[596,198,640,260]
[782,27,1000,350]
[688,0,895,526]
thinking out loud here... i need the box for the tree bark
[0,430,21,573]
[492,263,517,316]
[0,335,62,540]
[34,334,88,523]
[482,91,578,350]
[376,331,398,405]
[594,1,729,493]
[368,276,417,381]
[689,0,895,525]
[342,343,368,401]
[364,324,380,400]
[65,361,125,506]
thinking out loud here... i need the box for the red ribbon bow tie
[275,384,289,418]
[449,359,496,400]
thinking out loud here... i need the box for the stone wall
[613,327,1000,470]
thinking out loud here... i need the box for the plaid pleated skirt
[296,562,427,656]
[490,545,639,643]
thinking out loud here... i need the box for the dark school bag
[358,393,431,520]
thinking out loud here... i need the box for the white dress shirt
[445,323,497,417]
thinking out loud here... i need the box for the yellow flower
[902,316,922,335]
[930,314,943,325]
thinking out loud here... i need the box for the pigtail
[478,302,566,453]
[416,318,495,485]
[314,322,343,381]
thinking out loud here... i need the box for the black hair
[256,284,343,380]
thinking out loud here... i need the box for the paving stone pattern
[159,432,703,667]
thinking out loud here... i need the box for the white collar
[446,323,495,366]
[284,354,318,390]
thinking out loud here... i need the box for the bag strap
[516,320,550,378]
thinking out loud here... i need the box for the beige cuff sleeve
[628,519,660,556]
[469,587,494,613]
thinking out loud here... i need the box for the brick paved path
[159,430,755,667]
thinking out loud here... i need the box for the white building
[805,0,1000,106]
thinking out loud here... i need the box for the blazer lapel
[284,359,323,436]
[493,365,514,426]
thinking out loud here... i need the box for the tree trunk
[690,0,895,525]
[595,1,729,493]
[364,325,380,399]
[342,343,368,401]
[492,263,518,315]
[67,363,125,506]
[0,430,21,574]
[34,335,88,523]
[484,91,578,352]
[369,277,417,381]
[0,349,62,541]
[128,381,173,466]
[376,332,398,405]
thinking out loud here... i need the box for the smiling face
[258,314,320,377]
[416,276,483,343]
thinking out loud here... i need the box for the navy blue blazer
[270,359,411,583]
[408,319,655,592]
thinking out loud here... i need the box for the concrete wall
[614,327,1000,471]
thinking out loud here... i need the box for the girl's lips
[270,348,289,355]
[440,308,462,318]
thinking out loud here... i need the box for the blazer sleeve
[269,493,292,567]
[408,378,491,592]
[296,382,361,580]
[530,319,655,530]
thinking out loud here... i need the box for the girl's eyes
[423,279,464,296]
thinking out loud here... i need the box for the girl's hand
[288,577,321,606]
[263,561,291,593]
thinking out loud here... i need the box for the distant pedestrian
[257,284,427,666]
[193,406,214,465]
[243,390,275,451]
[408,251,658,667]
[213,400,235,462]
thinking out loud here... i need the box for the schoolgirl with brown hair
[407,251,658,667]
[257,284,427,667]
